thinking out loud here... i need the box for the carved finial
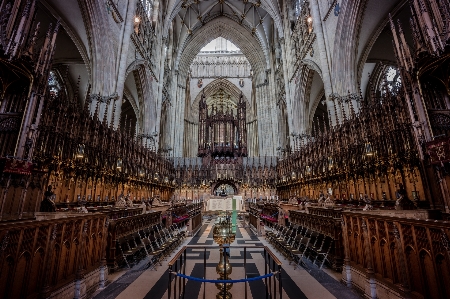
[311,119,316,137]
[341,99,347,121]
[103,101,109,126]
[93,96,100,119]
[328,109,333,128]
[73,75,81,103]
[26,22,40,58]
[349,99,356,118]
[110,100,116,129]
[84,84,92,116]
[128,118,133,137]
[333,98,340,126]
[322,115,327,134]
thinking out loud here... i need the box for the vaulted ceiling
[164,0,283,76]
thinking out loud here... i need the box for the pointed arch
[176,17,267,78]
[189,78,253,123]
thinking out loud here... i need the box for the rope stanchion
[170,272,278,283]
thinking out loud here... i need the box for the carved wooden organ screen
[197,91,247,158]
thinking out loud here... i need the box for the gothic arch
[125,59,154,81]
[357,0,407,84]
[308,89,325,131]
[123,86,139,118]
[356,0,408,87]
[175,17,267,78]
[301,59,323,80]
[40,1,91,77]
[212,180,238,195]
[189,78,253,123]
[332,0,368,95]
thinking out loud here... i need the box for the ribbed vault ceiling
[164,0,283,38]
[175,17,267,78]
[165,0,281,79]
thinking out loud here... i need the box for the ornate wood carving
[289,209,344,270]
[0,213,108,298]
[342,211,450,298]
[106,211,161,269]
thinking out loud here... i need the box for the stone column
[114,0,137,127]
[280,36,295,137]
[310,0,335,124]
[153,36,168,150]
[268,69,278,156]
[255,83,264,155]
[172,75,186,157]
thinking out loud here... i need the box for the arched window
[48,70,61,96]
[141,0,153,20]
[382,66,402,95]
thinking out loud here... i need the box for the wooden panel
[342,211,450,298]
[0,213,107,299]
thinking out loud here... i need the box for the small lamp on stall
[76,144,85,159]
[116,158,123,171]
[365,142,374,156]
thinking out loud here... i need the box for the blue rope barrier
[172,272,276,283]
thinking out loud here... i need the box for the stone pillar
[280,37,295,138]
[310,0,335,124]
[268,70,279,156]
[113,0,137,127]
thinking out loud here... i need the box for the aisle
[93,218,362,299]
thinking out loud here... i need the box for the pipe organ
[197,91,247,158]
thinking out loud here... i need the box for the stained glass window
[48,70,61,96]
[382,66,402,95]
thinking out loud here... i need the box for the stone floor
[92,218,362,299]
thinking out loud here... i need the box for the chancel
[1,0,450,299]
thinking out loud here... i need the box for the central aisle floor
[93,218,362,299]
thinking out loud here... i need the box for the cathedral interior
[2,0,450,298]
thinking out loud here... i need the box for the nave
[92,217,361,299]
